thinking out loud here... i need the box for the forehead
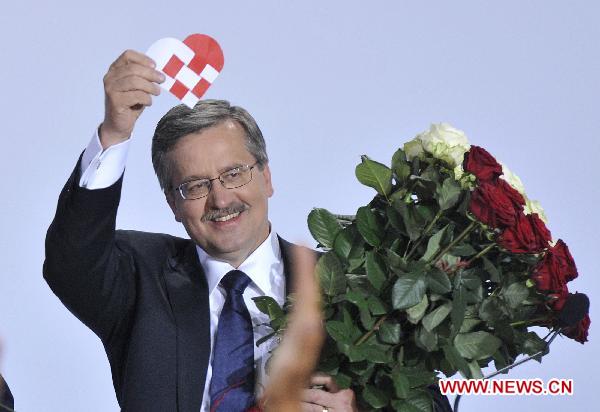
[168,120,254,180]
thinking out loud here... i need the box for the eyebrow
[180,162,248,183]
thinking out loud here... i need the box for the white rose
[453,164,464,180]
[524,197,549,224]
[416,123,471,167]
[499,162,526,196]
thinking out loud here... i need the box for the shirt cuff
[79,127,130,189]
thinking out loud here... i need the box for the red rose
[532,239,578,291]
[463,146,503,181]
[498,213,552,253]
[564,313,591,344]
[551,239,578,282]
[469,180,525,228]
[548,284,569,311]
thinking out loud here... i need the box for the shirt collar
[196,227,281,296]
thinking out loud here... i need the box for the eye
[222,167,243,181]
[185,180,210,195]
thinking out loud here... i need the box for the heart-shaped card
[146,34,224,108]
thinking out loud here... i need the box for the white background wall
[0,1,597,410]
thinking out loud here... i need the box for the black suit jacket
[43,162,300,411]
[0,374,14,411]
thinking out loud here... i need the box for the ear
[166,191,183,223]
[261,163,274,197]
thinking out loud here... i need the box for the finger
[301,389,335,406]
[310,373,340,393]
[117,91,153,108]
[106,64,165,86]
[110,49,156,69]
[300,402,326,412]
[110,76,161,96]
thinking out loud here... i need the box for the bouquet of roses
[254,123,590,411]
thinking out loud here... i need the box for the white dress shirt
[79,130,286,411]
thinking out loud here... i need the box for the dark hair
[151,99,268,191]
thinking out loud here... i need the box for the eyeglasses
[174,162,259,200]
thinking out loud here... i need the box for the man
[44,50,356,411]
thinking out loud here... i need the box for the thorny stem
[509,317,548,328]
[405,209,444,260]
[430,221,478,266]
[355,314,389,346]
[466,243,496,266]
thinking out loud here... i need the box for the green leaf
[521,331,548,357]
[362,384,390,408]
[360,306,375,329]
[459,317,482,333]
[365,251,387,290]
[503,282,529,309]
[482,256,501,283]
[405,392,434,412]
[450,243,477,256]
[392,389,434,412]
[393,374,410,399]
[416,325,438,351]
[333,372,352,389]
[387,249,408,273]
[422,302,452,332]
[451,287,467,337]
[406,294,429,324]
[426,267,452,294]
[348,344,390,363]
[378,320,402,344]
[442,344,470,376]
[307,208,342,248]
[436,177,462,210]
[395,366,437,388]
[393,200,422,241]
[392,148,411,186]
[393,273,427,310]
[326,320,353,343]
[468,360,484,379]
[355,155,393,196]
[367,295,388,315]
[421,224,451,262]
[252,296,284,319]
[344,289,367,309]
[356,206,384,247]
[454,331,502,360]
[317,252,347,296]
[478,297,509,323]
[332,224,354,259]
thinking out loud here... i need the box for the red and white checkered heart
[146,34,224,108]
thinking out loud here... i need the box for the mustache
[201,203,249,222]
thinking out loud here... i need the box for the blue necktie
[209,270,255,411]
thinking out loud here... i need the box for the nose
[205,179,237,209]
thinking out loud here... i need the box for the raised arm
[43,50,164,341]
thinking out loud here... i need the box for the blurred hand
[301,373,358,412]
[260,247,325,412]
[100,50,165,148]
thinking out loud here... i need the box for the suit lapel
[163,241,211,412]
[278,236,298,296]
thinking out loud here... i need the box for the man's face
[166,120,274,266]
